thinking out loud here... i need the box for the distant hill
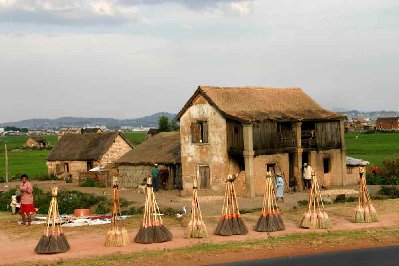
[0,112,177,129]
[336,110,399,121]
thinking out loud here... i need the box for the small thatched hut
[116,131,181,189]
[47,132,133,179]
[25,136,49,148]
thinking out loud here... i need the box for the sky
[0,0,398,122]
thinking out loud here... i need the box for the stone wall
[47,160,94,180]
[180,94,229,193]
[100,135,133,165]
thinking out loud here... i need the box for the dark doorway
[289,153,295,187]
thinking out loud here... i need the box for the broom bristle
[364,207,372,223]
[369,204,378,222]
[353,206,365,223]
[46,235,60,254]
[309,212,318,229]
[231,215,241,235]
[34,235,50,254]
[160,225,172,241]
[214,216,226,235]
[300,211,311,228]
[57,233,70,252]
[219,218,233,236]
[322,211,331,228]
[236,215,248,235]
[120,227,130,246]
[135,226,154,244]
[274,209,285,231]
[105,227,116,247]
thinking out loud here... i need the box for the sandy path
[1,213,399,265]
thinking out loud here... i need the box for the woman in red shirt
[19,174,35,225]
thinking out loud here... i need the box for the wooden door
[198,166,210,189]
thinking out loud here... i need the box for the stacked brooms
[35,187,70,254]
[185,178,208,238]
[215,174,248,236]
[300,173,331,229]
[135,177,172,244]
[353,167,378,223]
[105,184,129,247]
[255,171,285,232]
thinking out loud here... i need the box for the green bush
[297,200,308,206]
[95,201,112,214]
[379,186,399,198]
[80,178,95,187]
[121,206,144,215]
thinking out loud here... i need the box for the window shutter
[202,121,208,143]
[191,122,200,143]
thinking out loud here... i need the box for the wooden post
[243,124,255,198]
[339,120,347,186]
[293,122,303,191]
[5,144,8,183]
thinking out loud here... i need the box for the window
[323,158,330,173]
[191,121,208,143]
[64,163,70,173]
[87,161,94,171]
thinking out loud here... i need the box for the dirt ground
[1,181,398,265]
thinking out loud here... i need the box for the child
[276,173,284,203]
[10,195,21,215]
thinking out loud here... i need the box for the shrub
[379,157,399,177]
[122,206,144,215]
[379,186,399,198]
[297,200,308,206]
[95,201,112,214]
[80,178,95,187]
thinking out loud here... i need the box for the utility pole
[5,143,8,183]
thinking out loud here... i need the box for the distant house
[116,131,181,189]
[146,128,159,139]
[25,136,49,148]
[346,156,369,184]
[376,117,399,130]
[47,132,133,179]
[57,127,104,140]
[176,86,347,197]
[348,117,372,132]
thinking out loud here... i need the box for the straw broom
[186,178,208,238]
[35,187,70,254]
[353,167,378,223]
[105,184,129,247]
[135,177,172,244]
[216,176,233,236]
[300,173,331,229]
[255,171,285,232]
[230,174,248,235]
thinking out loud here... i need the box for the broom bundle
[105,184,130,247]
[300,173,331,229]
[135,177,172,244]
[35,187,70,254]
[185,178,208,238]
[215,174,248,236]
[353,167,378,223]
[255,171,285,232]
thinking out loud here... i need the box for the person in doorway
[276,172,284,203]
[152,164,160,191]
[19,174,35,225]
[303,163,313,189]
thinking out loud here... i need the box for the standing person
[276,172,284,203]
[152,164,160,191]
[19,174,35,225]
[303,163,313,189]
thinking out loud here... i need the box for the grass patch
[345,132,399,166]
[122,132,147,146]
[58,227,399,266]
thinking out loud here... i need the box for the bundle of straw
[300,173,331,229]
[105,184,130,247]
[185,178,208,238]
[135,177,173,244]
[255,171,285,232]
[353,167,378,223]
[215,174,248,236]
[35,187,70,254]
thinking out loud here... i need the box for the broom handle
[232,182,240,215]
[222,181,228,217]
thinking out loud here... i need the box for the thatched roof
[176,86,345,123]
[47,132,132,161]
[116,131,180,165]
[28,136,47,143]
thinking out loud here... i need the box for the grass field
[0,131,397,180]
[0,132,147,180]
[345,132,399,166]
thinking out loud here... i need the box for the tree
[158,116,170,132]
[170,120,180,131]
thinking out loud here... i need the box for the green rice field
[0,131,398,181]
[0,132,147,180]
